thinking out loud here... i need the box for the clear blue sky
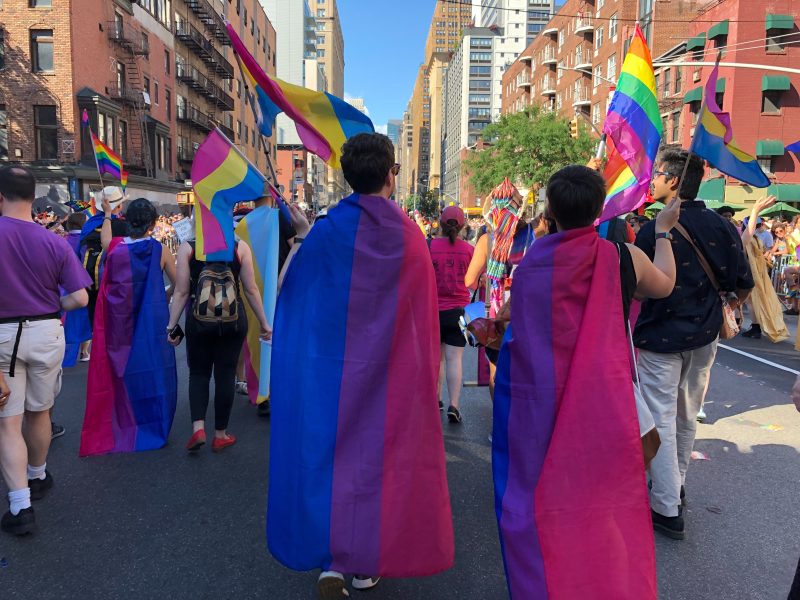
[339,0,437,131]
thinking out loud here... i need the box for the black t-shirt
[278,209,296,271]
[634,200,754,353]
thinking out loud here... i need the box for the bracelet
[655,232,673,241]
[104,217,112,221]
[294,236,305,243]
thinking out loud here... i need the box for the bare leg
[0,415,28,491]
[438,343,445,404]
[444,344,465,409]
[488,361,496,403]
[21,409,52,469]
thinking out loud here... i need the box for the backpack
[80,230,105,291]
[189,242,241,335]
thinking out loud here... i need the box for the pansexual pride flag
[692,62,770,188]
[226,23,374,168]
[268,194,454,576]
[81,238,177,457]
[787,141,800,155]
[235,206,279,406]
[493,228,656,599]
[192,128,266,261]
[600,25,661,222]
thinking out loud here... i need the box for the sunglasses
[391,163,401,176]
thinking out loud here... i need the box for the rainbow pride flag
[83,109,126,182]
[268,194,454,576]
[692,63,769,188]
[600,25,661,222]
[493,227,656,599]
[192,128,266,261]
[235,206,279,406]
[226,23,374,168]
[80,237,177,456]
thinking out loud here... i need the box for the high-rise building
[387,119,402,147]
[313,0,347,203]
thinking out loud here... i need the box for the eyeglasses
[653,170,674,180]
[391,164,401,176]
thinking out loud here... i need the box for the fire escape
[106,20,154,178]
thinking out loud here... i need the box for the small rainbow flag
[600,25,661,222]
[192,128,266,261]
[226,23,374,168]
[84,198,99,217]
[82,109,127,185]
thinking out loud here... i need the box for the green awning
[768,184,800,202]
[716,77,726,92]
[760,202,800,216]
[756,139,785,156]
[684,87,702,104]
[644,201,665,212]
[698,178,725,201]
[687,33,707,50]
[766,14,794,30]
[708,20,729,39]
[762,75,791,91]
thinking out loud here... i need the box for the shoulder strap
[672,223,720,292]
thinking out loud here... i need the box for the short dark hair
[340,133,395,195]
[657,147,705,200]
[0,166,36,202]
[125,198,158,237]
[546,165,606,230]
[66,212,87,231]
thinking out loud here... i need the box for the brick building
[675,0,800,204]
[0,0,275,205]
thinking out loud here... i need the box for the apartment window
[236,120,242,140]
[674,67,682,93]
[607,54,617,81]
[0,30,5,70]
[34,105,57,159]
[29,0,52,7]
[154,81,159,105]
[317,36,324,45]
[592,102,601,125]
[558,30,564,49]
[317,49,325,58]
[144,76,150,96]
[119,120,128,159]
[609,13,618,39]
[243,7,247,25]
[237,79,242,97]
[30,30,54,72]
[662,69,671,95]
[671,110,680,142]
[762,90,782,114]
[165,89,171,120]
[758,157,775,174]
[317,8,325,17]
[593,65,603,89]
[164,50,170,74]
[655,73,660,93]
[0,104,7,160]
[766,29,789,52]
[244,125,248,144]
[250,18,254,35]
[690,101,701,125]
[595,27,604,52]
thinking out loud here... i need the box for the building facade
[676,0,800,203]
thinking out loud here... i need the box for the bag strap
[672,223,721,292]
[614,243,642,389]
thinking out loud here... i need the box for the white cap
[97,186,127,211]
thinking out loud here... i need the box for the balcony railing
[176,63,234,111]
[106,82,147,106]
[106,21,150,56]
[184,0,230,45]
[575,47,592,69]
[574,16,595,34]
[174,23,234,79]
[540,76,556,95]
[542,47,557,64]
[176,103,211,132]
[177,146,195,163]
[218,123,235,140]
[516,72,532,87]
[573,87,592,105]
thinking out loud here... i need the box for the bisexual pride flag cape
[80,238,177,456]
[235,206,279,405]
[268,194,454,577]
[493,227,656,599]
[62,230,92,368]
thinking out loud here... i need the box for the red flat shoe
[186,430,206,452]
[212,434,237,453]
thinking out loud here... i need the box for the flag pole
[676,51,723,193]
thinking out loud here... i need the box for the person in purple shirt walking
[0,166,91,536]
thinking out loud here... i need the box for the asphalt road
[1,317,799,600]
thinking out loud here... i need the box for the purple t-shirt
[0,217,93,319]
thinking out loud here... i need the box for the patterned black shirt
[633,200,754,353]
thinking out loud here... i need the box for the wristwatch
[294,236,305,243]
[655,231,673,241]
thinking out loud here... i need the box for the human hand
[101,194,112,214]
[586,157,604,172]
[288,203,311,238]
[792,375,800,413]
[0,374,10,408]
[259,322,273,342]
[754,195,776,214]
[655,197,681,233]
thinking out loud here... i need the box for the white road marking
[718,344,800,376]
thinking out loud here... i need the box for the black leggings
[186,314,247,430]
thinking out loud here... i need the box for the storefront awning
[762,75,791,91]
[756,139,785,156]
[698,178,725,201]
[686,33,707,50]
[683,87,702,104]
[766,14,794,30]
[708,20,729,39]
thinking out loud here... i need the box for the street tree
[463,106,597,197]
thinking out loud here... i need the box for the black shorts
[439,308,466,347]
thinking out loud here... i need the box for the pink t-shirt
[0,216,92,319]
[430,237,474,311]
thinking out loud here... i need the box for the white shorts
[0,319,65,417]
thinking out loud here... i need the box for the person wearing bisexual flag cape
[269,134,454,599]
[62,213,93,367]
[493,166,682,599]
[80,198,178,456]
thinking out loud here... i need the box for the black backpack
[80,230,105,291]
[189,242,241,335]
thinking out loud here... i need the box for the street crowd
[2,133,800,599]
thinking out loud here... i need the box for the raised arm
[629,197,680,300]
[465,233,488,289]
[742,196,776,245]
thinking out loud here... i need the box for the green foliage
[402,190,439,217]
[463,106,597,196]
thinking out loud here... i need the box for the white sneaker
[235,380,248,395]
[697,408,707,423]
[351,576,381,591]
[79,353,91,362]
[318,571,349,599]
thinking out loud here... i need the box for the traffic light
[569,117,580,139]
